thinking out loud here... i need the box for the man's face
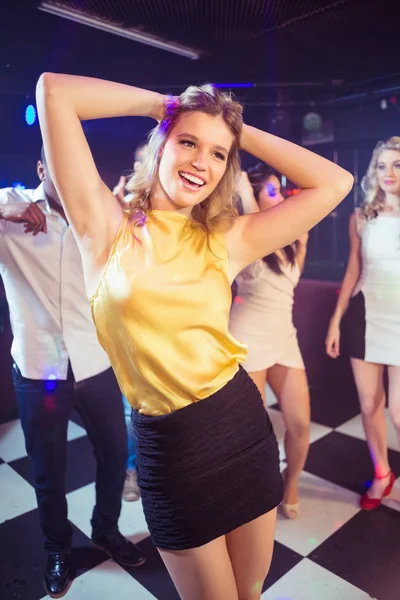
[36,160,61,206]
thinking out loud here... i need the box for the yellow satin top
[89,210,247,415]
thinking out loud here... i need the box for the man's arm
[0,188,47,235]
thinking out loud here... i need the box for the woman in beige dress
[230,164,310,518]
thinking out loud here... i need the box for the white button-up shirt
[0,183,110,382]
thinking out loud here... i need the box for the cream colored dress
[229,258,304,372]
[342,208,400,366]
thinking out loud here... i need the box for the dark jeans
[12,363,128,553]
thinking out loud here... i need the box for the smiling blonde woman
[326,137,400,512]
[36,73,353,600]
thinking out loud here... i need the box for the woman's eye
[214,152,226,161]
[180,140,195,148]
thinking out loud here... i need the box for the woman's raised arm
[36,73,164,258]
[226,124,354,272]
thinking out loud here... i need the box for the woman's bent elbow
[36,73,59,99]
[335,172,354,199]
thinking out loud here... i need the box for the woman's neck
[384,192,400,211]
[151,183,193,217]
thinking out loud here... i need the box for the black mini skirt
[132,365,283,550]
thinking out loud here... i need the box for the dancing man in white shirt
[0,148,145,599]
[112,142,148,503]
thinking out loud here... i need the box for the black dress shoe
[91,531,146,567]
[44,551,72,598]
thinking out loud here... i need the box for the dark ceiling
[1,0,400,106]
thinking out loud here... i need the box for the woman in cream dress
[230,164,310,519]
[326,137,400,510]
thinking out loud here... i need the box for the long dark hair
[247,163,298,275]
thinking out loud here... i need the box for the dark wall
[1,277,360,424]
[1,91,399,284]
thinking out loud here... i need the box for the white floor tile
[308,422,333,447]
[262,559,374,599]
[0,463,37,522]
[336,409,399,452]
[67,420,88,443]
[118,495,151,544]
[265,384,278,407]
[275,471,360,556]
[267,409,332,461]
[267,408,287,461]
[67,483,150,544]
[39,559,156,599]
[0,419,27,462]
[0,418,86,463]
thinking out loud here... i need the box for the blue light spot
[266,182,277,197]
[45,380,57,392]
[45,373,57,392]
[12,182,26,190]
[25,104,37,126]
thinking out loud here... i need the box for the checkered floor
[1,383,400,600]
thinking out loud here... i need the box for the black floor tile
[9,435,97,493]
[304,431,400,495]
[123,536,180,600]
[262,541,303,592]
[309,505,400,600]
[308,383,361,429]
[267,402,280,411]
[70,410,85,428]
[0,508,106,600]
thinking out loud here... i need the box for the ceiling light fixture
[38,2,201,60]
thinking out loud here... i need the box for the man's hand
[113,176,127,206]
[236,171,259,215]
[0,203,47,235]
[237,171,254,200]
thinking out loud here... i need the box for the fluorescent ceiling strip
[38,2,201,60]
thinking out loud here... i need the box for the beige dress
[229,258,304,372]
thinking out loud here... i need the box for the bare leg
[388,365,400,449]
[226,509,277,600]
[267,365,310,512]
[159,536,238,600]
[158,509,277,600]
[247,369,267,406]
[351,358,390,496]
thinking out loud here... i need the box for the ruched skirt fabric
[132,365,283,550]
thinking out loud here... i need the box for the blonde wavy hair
[125,84,243,232]
[361,136,400,219]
